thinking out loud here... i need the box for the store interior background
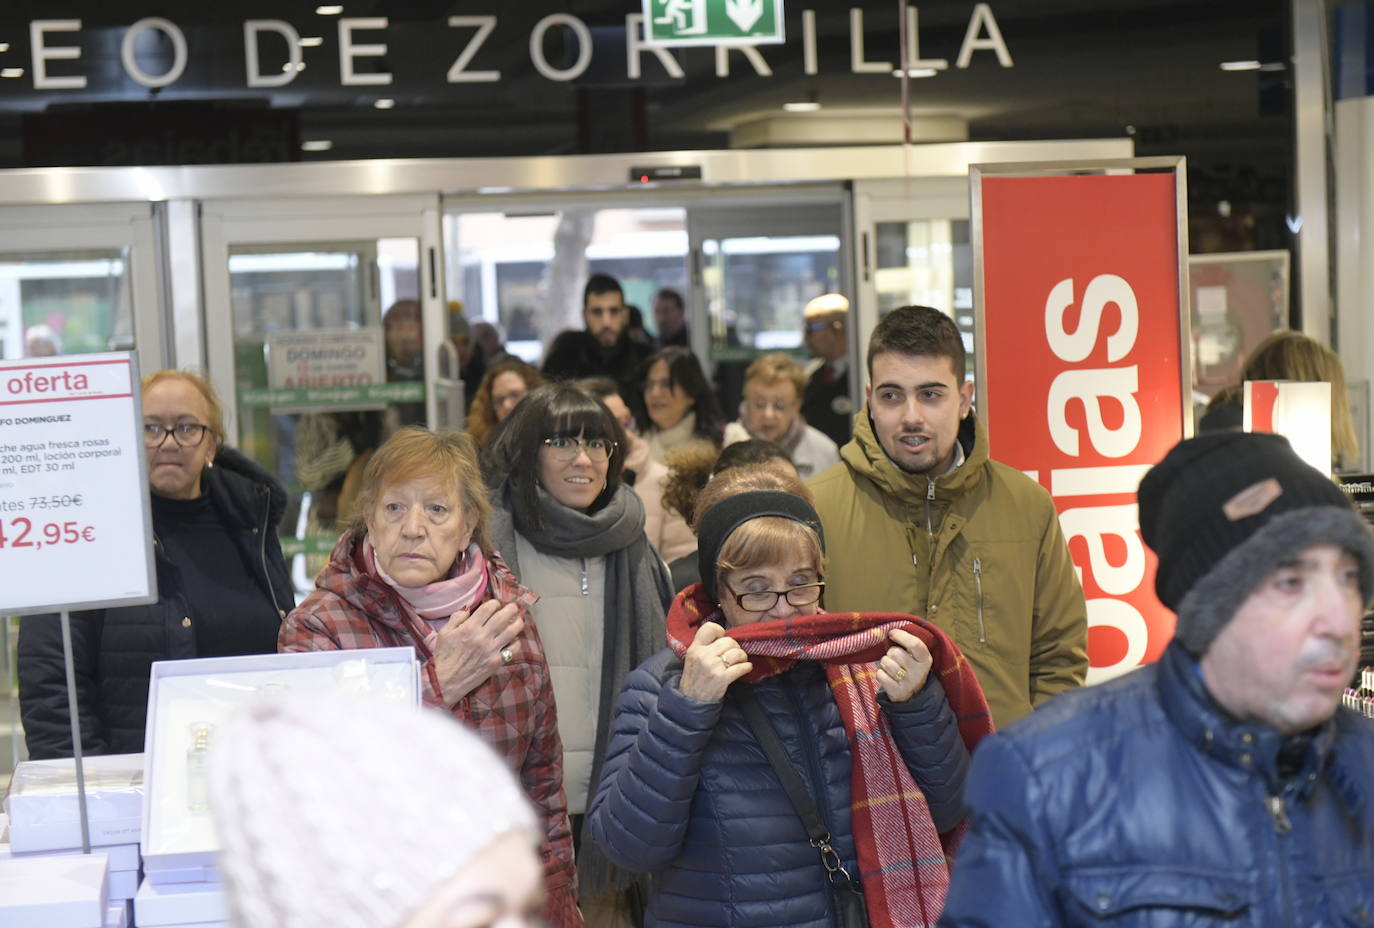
[0,0,1334,773]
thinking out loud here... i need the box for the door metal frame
[199,194,446,439]
[0,202,167,375]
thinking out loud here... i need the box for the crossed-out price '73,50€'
[0,518,97,549]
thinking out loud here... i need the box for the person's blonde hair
[1242,330,1359,468]
[141,369,226,447]
[353,427,492,554]
[743,352,806,400]
[467,360,544,446]
[695,464,824,588]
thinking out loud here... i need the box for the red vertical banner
[973,166,1189,683]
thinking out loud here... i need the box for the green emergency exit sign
[642,0,785,46]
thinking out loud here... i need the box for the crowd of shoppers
[16,276,1374,928]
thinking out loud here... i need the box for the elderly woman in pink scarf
[279,426,583,928]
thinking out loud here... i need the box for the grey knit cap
[1139,432,1374,655]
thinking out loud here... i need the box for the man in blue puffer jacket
[939,431,1374,926]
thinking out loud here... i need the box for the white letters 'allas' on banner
[1244,379,1332,477]
[0,353,156,615]
[972,158,1191,684]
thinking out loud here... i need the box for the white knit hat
[210,693,538,928]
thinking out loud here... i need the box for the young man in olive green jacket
[808,306,1087,728]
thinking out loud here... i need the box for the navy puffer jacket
[938,640,1374,927]
[589,649,970,928]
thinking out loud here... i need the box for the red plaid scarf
[666,584,994,928]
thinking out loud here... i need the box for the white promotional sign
[266,327,385,390]
[0,353,155,615]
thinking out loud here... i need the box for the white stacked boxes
[4,754,143,852]
[3,755,145,913]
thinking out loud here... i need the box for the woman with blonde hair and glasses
[723,352,840,479]
[279,426,582,928]
[19,370,293,759]
[484,382,674,923]
[590,464,993,928]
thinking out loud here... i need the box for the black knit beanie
[1138,431,1374,655]
[696,490,825,603]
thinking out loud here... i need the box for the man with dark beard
[542,274,654,418]
[941,431,1374,927]
[809,305,1087,728]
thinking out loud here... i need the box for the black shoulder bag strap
[738,688,870,928]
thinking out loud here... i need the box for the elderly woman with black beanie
[588,464,993,928]
[484,381,674,922]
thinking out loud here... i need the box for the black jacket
[542,329,654,420]
[18,448,294,759]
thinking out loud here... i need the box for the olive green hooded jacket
[808,407,1087,728]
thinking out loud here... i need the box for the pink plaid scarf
[667,583,994,928]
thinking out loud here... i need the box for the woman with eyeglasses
[722,353,840,479]
[484,382,674,925]
[19,370,293,759]
[588,464,992,928]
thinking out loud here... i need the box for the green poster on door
[642,0,785,46]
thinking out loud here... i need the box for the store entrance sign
[248,326,424,410]
[0,353,155,615]
[643,0,785,46]
[972,159,1190,684]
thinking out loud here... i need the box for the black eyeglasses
[542,436,617,462]
[144,422,210,447]
[727,581,825,613]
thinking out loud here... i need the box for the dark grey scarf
[490,481,672,897]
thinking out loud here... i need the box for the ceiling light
[301,140,334,152]
[783,101,821,112]
[282,62,307,72]
[892,67,938,78]
[1259,62,1286,72]
[1220,60,1261,71]
[374,98,395,109]
[0,68,23,78]
[300,36,324,47]
[315,5,344,15]
[0,43,10,53]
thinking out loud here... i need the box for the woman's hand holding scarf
[874,628,934,702]
[433,599,524,706]
[678,621,753,703]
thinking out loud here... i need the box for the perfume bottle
[186,723,214,814]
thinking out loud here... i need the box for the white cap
[210,693,537,928]
[803,293,849,319]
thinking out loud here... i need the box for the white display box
[10,841,140,871]
[141,647,419,879]
[134,877,228,926]
[4,754,143,852]
[105,900,130,928]
[0,852,109,928]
